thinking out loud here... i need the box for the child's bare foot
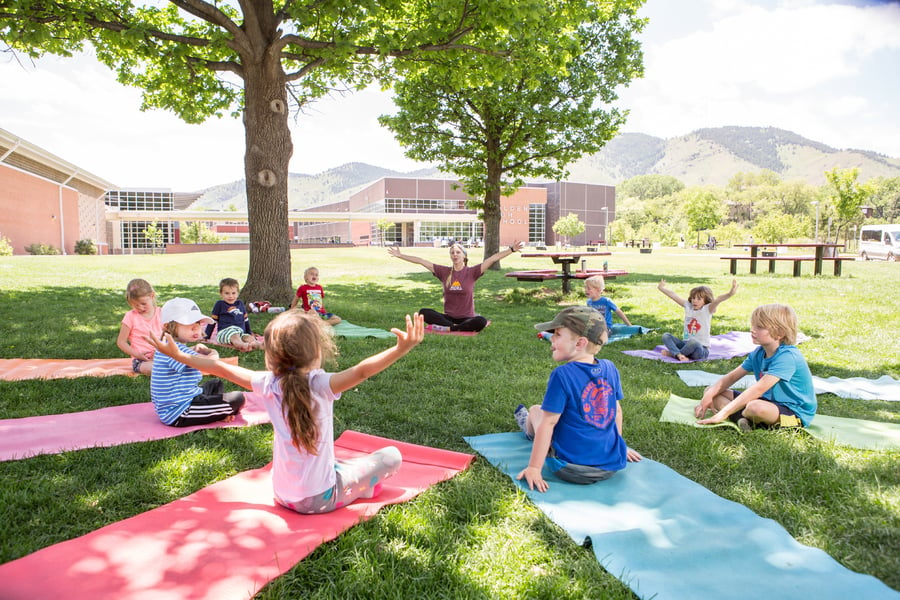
[661,349,673,358]
[222,414,236,423]
[677,354,691,362]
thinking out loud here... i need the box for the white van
[859,224,900,261]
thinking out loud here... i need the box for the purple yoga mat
[622,331,756,363]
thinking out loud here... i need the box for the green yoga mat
[660,394,900,450]
[464,432,898,600]
[330,321,396,339]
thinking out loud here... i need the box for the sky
[1,0,898,192]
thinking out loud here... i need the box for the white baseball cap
[160,297,214,325]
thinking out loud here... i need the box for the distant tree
[681,187,724,247]
[752,211,807,244]
[0,234,13,256]
[376,218,396,246]
[726,170,781,192]
[181,222,224,244]
[552,213,586,246]
[865,176,900,221]
[824,168,871,246]
[1,1,547,302]
[618,174,684,200]
[142,221,165,253]
[380,1,644,268]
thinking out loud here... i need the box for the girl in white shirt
[147,309,424,513]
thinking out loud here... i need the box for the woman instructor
[388,241,524,332]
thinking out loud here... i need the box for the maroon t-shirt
[431,264,484,318]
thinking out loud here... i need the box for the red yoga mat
[0,356,240,381]
[0,431,474,600]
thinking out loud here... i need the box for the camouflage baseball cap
[534,306,608,345]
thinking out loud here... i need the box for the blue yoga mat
[464,432,899,600]
[677,369,900,401]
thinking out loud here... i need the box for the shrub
[25,243,60,255]
[0,235,12,256]
[74,239,98,255]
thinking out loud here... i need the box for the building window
[105,190,175,211]
[120,221,174,249]
[384,198,469,213]
[416,221,483,244]
[529,204,545,244]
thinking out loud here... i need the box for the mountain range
[190,126,900,211]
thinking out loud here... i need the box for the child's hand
[516,466,549,492]
[626,447,643,462]
[697,411,727,425]
[694,397,713,419]
[387,246,401,258]
[657,278,667,290]
[730,278,739,295]
[390,312,425,353]
[144,332,183,360]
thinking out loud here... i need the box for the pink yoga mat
[0,389,269,462]
[0,356,240,381]
[0,431,474,600]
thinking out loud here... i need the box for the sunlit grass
[0,247,897,596]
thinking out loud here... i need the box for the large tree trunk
[482,156,504,270]
[239,49,294,304]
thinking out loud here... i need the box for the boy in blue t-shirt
[515,306,642,493]
[584,275,631,330]
[695,303,816,431]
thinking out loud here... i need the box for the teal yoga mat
[330,321,396,339]
[464,432,899,600]
[661,393,900,450]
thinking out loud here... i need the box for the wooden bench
[505,268,628,282]
[721,255,855,277]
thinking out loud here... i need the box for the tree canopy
[379,0,644,266]
[1,0,555,300]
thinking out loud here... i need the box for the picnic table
[508,251,620,294]
[722,243,852,276]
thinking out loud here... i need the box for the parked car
[859,224,900,261]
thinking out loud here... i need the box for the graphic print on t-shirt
[581,378,615,428]
[305,290,324,313]
[449,279,462,291]
[686,318,701,335]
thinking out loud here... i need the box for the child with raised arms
[116,278,163,375]
[657,278,738,361]
[147,309,425,513]
[695,303,816,431]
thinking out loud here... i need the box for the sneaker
[430,325,451,333]
[737,417,753,433]
[514,404,530,436]
[777,414,802,429]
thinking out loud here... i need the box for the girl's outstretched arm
[145,333,256,390]
[708,278,739,313]
[330,313,425,394]
[657,278,686,306]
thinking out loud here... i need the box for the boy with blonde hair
[515,306,642,493]
[584,275,631,330]
[695,303,816,431]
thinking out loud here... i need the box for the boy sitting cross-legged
[515,306,642,493]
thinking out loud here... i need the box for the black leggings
[419,308,488,332]
[172,379,246,427]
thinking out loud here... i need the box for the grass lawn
[0,247,897,598]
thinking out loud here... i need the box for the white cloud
[1,0,898,191]
[619,0,900,157]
